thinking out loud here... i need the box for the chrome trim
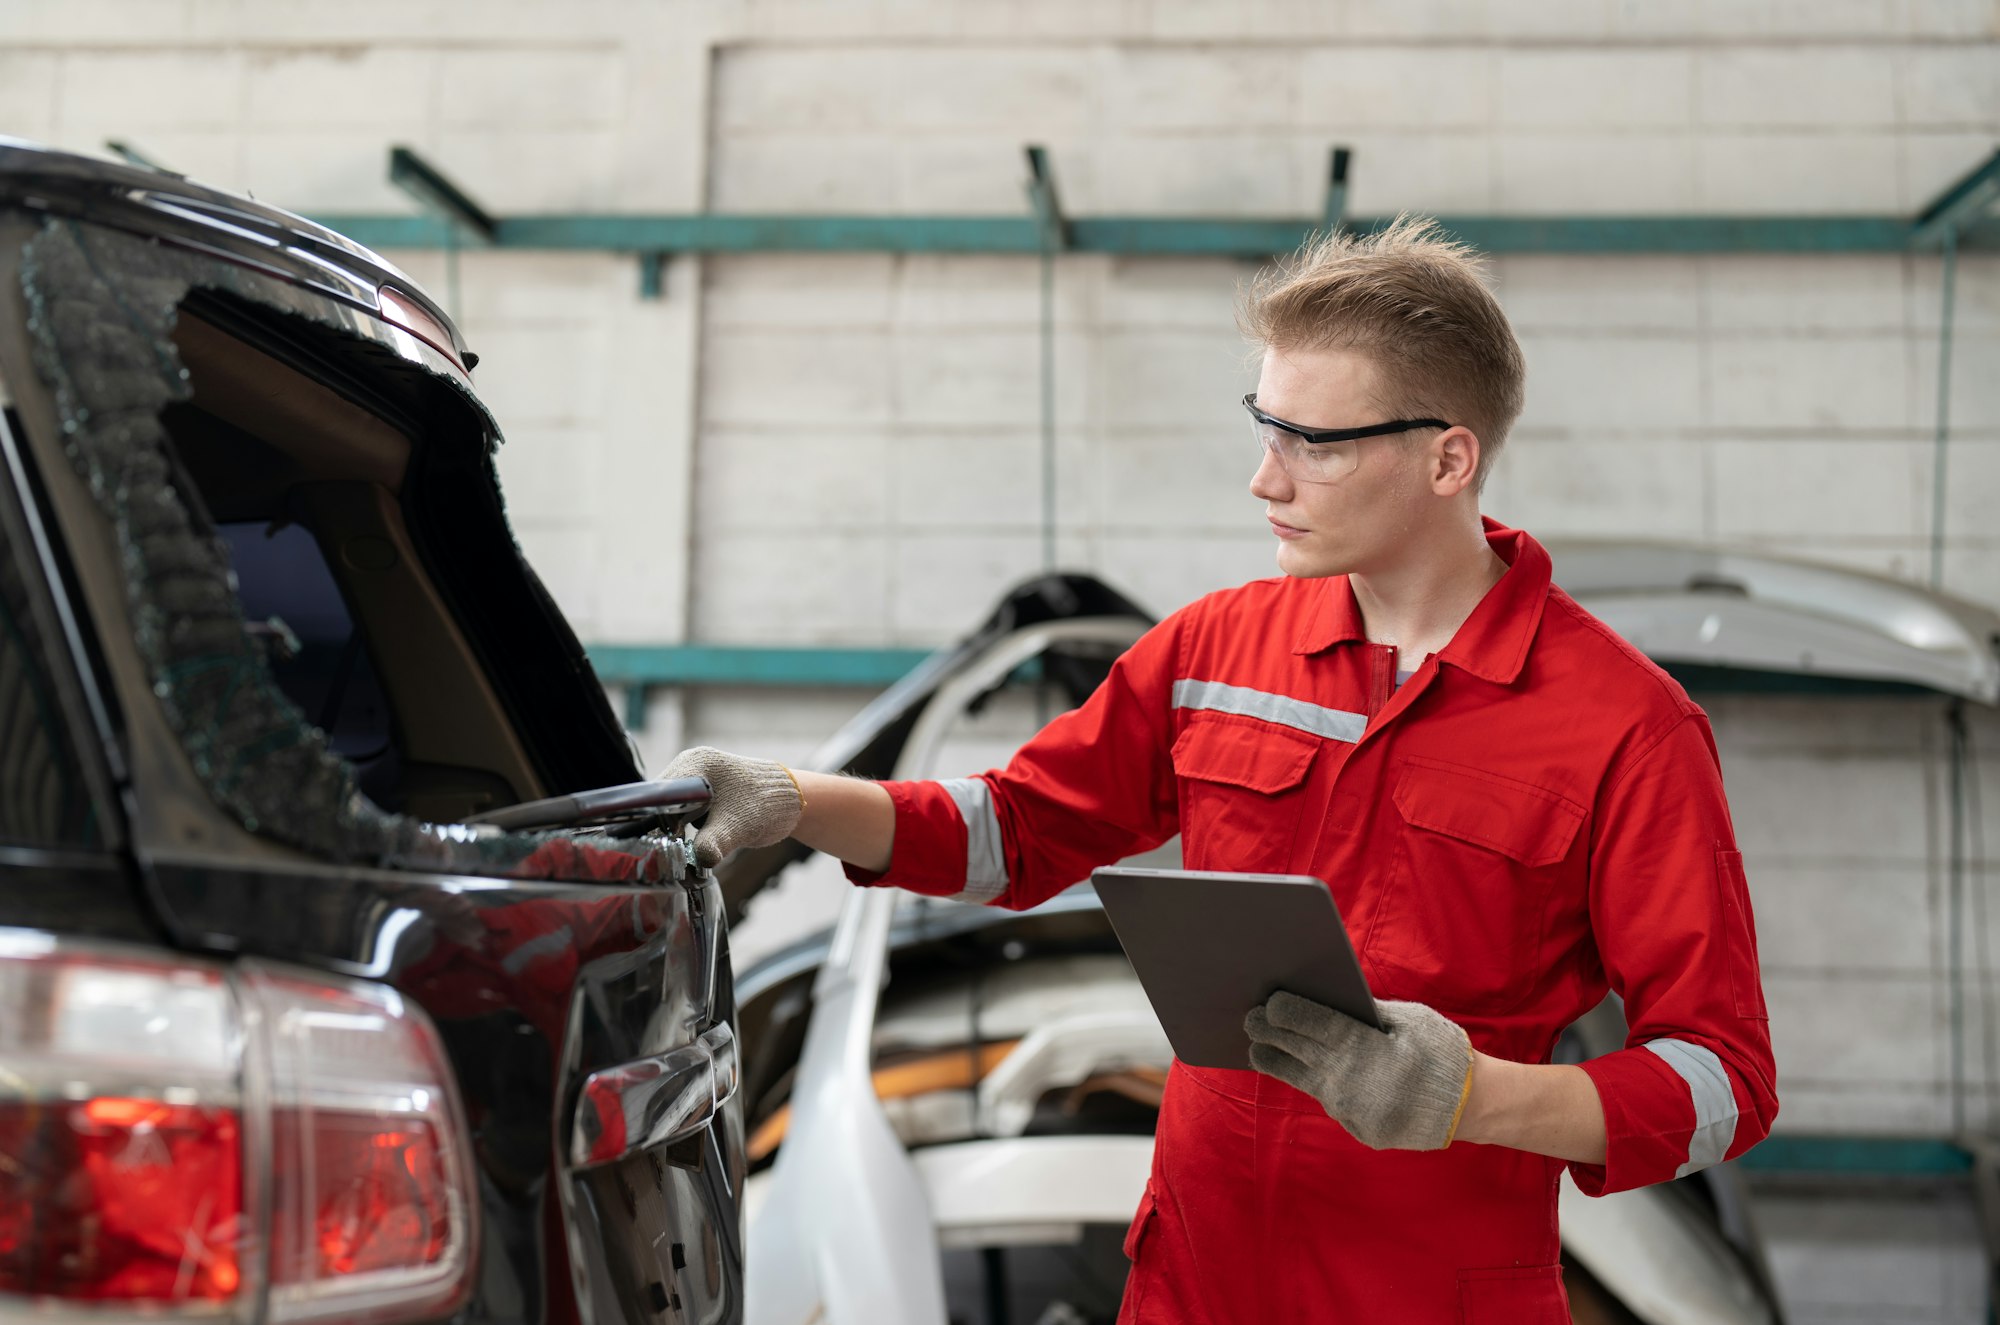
[570,1022,739,1170]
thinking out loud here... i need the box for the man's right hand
[656,747,805,868]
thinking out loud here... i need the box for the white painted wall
[3,0,1997,1141]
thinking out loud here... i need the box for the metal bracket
[1024,144,1070,252]
[1322,145,1352,236]
[1959,1134,2000,1316]
[103,140,180,177]
[638,251,669,300]
[1908,148,1996,588]
[1911,146,2000,250]
[623,683,650,730]
[385,147,676,296]
[388,145,497,244]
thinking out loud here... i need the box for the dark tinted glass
[218,520,398,804]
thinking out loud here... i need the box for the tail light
[0,931,478,1322]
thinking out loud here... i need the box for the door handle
[572,1022,738,1169]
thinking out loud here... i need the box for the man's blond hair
[1241,214,1526,491]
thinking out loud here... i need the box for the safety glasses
[1242,393,1452,484]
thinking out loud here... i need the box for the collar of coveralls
[1290,515,1552,688]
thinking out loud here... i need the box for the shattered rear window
[15,217,681,886]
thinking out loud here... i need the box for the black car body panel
[0,143,742,1323]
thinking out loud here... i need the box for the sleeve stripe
[1643,1038,1739,1177]
[939,777,1008,904]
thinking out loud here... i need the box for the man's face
[1248,344,1439,579]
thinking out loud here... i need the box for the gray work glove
[1243,991,1474,1151]
[656,746,805,868]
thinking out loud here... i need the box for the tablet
[1091,866,1381,1071]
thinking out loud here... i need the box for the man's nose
[1249,445,1292,501]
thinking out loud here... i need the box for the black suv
[0,142,743,1323]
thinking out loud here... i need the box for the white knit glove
[1244,992,1475,1151]
[656,746,805,868]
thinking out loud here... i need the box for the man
[665,215,1779,1322]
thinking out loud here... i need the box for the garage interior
[3,2,1999,1322]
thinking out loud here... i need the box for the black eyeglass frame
[1242,393,1453,444]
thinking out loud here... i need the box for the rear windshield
[10,216,678,885]
[219,521,395,774]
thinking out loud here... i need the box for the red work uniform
[846,518,1779,1324]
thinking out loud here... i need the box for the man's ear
[1431,426,1482,497]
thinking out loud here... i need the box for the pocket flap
[1171,719,1317,795]
[1393,758,1584,867]
[1121,1183,1157,1262]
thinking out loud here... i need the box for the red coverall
[847,519,1779,1323]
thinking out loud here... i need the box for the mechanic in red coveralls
[662,214,1779,1323]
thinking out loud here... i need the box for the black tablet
[1091,866,1382,1070]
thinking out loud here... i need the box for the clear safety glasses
[1243,393,1452,484]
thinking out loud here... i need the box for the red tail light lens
[298,1116,452,1277]
[0,932,477,1323]
[250,965,476,1324]
[0,1098,242,1301]
[0,939,242,1307]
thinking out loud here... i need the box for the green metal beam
[586,643,1954,698]
[314,213,1041,252]
[311,210,2000,256]
[1736,1135,1972,1178]
[589,644,935,689]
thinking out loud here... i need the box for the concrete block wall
[704,35,2000,616]
[695,249,1274,647]
[3,0,1998,1139]
[1713,696,2000,1134]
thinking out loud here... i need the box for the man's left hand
[1244,992,1475,1151]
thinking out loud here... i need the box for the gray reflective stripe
[940,777,1008,905]
[1170,678,1367,744]
[1644,1038,1739,1177]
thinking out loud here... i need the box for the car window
[6,215,677,886]
[148,282,546,824]
[0,432,101,848]
[218,520,397,798]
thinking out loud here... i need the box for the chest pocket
[1170,717,1319,874]
[1366,757,1586,1016]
